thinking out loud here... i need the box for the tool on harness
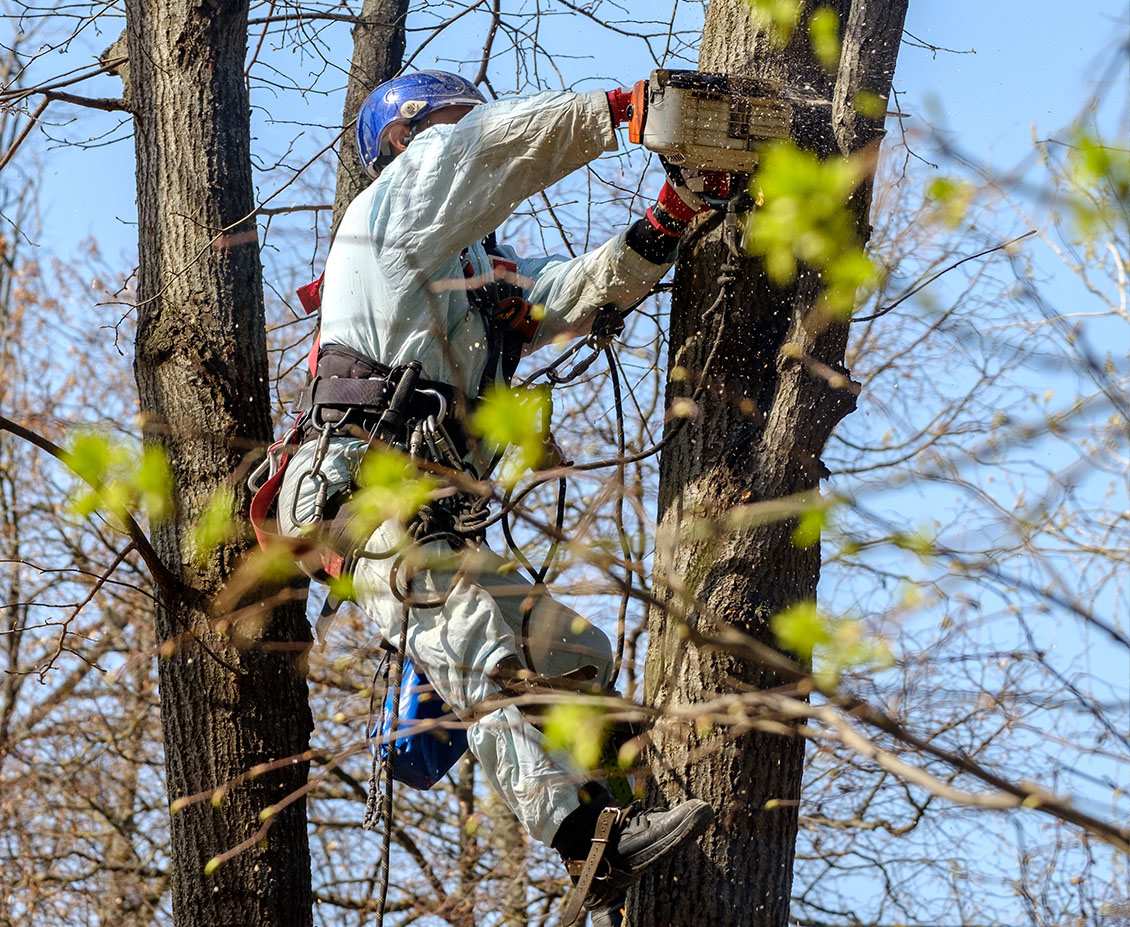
[370,655,469,789]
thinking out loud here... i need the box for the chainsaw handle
[627,79,648,144]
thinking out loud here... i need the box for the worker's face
[387,104,476,155]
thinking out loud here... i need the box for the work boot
[555,792,713,926]
[603,799,713,875]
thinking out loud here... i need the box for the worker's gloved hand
[644,159,731,239]
[624,156,734,264]
[660,158,733,215]
[606,82,645,126]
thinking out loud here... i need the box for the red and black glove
[626,162,732,264]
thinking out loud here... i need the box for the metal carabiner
[290,424,333,528]
[721,198,745,260]
[247,450,274,494]
[415,388,448,427]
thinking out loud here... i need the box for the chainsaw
[627,69,794,211]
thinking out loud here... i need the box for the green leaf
[891,530,935,559]
[774,602,894,686]
[192,487,236,558]
[792,507,826,548]
[350,448,436,537]
[1065,132,1130,237]
[808,7,841,71]
[825,249,880,317]
[747,0,801,45]
[63,434,173,527]
[470,384,552,485]
[744,142,873,314]
[772,601,831,660]
[328,573,356,602]
[134,445,173,522]
[240,544,301,586]
[543,702,607,770]
[926,176,975,229]
[853,90,886,120]
[63,433,116,487]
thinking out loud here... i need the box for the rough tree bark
[630,2,909,925]
[123,0,314,923]
[332,0,410,234]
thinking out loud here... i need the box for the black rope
[606,344,633,680]
[375,602,410,927]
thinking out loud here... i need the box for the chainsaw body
[630,69,793,173]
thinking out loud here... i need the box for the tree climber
[270,70,719,923]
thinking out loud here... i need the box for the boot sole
[619,799,713,874]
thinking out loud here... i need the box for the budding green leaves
[1065,132,1130,238]
[745,142,879,317]
[747,0,801,45]
[191,487,236,559]
[926,177,975,229]
[349,448,437,538]
[772,601,893,688]
[792,506,827,548]
[471,384,552,485]
[544,702,607,770]
[64,434,173,527]
[808,7,841,72]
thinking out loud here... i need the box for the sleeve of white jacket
[496,235,671,351]
[375,91,618,285]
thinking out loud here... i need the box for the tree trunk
[630,2,908,925]
[124,0,314,923]
[331,0,409,234]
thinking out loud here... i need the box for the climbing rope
[373,601,410,927]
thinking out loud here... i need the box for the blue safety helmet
[356,70,486,177]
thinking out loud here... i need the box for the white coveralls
[278,90,670,844]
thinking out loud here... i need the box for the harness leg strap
[561,806,622,927]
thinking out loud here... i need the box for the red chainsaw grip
[628,79,647,145]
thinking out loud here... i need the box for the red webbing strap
[307,334,321,378]
[297,273,324,377]
[249,445,347,579]
[249,451,291,549]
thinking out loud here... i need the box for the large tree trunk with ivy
[630,2,908,925]
[124,0,314,923]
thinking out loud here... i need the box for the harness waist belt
[301,344,470,458]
